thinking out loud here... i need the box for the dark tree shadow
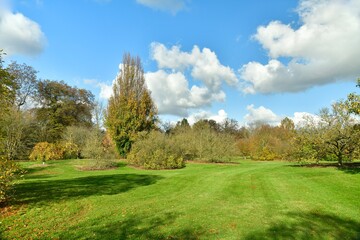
[289,162,360,174]
[14,173,163,205]
[59,212,204,240]
[244,211,360,240]
[338,162,360,174]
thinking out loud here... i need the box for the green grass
[1,159,360,239]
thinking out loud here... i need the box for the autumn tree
[105,53,157,157]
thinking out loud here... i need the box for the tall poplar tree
[105,53,157,157]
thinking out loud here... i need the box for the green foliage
[105,53,157,157]
[128,131,185,170]
[0,157,24,205]
[35,79,95,142]
[345,78,360,116]
[0,50,17,113]
[293,102,360,165]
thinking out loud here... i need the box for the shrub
[29,141,81,162]
[82,130,118,160]
[78,159,117,171]
[0,157,24,205]
[172,126,238,163]
[128,131,185,170]
[58,141,79,159]
[29,142,62,163]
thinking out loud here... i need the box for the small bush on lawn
[128,131,185,170]
[29,142,62,163]
[0,157,24,206]
[29,142,79,163]
[78,159,117,171]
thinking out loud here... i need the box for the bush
[78,159,117,171]
[29,141,80,162]
[82,130,118,160]
[29,142,62,163]
[172,126,238,162]
[128,131,185,170]
[0,157,24,205]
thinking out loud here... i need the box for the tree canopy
[35,79,95,142]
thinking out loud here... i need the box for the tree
[0,50,23,205]
[105,53,157,157]
[294,101,360,166]
[0,50,16,114]
[319,102,360,166]
[345,78,360,115]
[35,80,95,142]
[221,118,239,136]
[6,61,38,109]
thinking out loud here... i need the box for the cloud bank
[240,0,360,94]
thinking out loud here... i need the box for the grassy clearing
[1,159,360,239]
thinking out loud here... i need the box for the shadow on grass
[15,173,163,205]
[244,211,360,240]
[60,212,204,240]
[290,162,360,174]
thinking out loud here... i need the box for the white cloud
[145,70,225,116]
[291,111,321,128]
[244,104,282,126]
[98,82,113,100]
[151,43,238,88]
[84,79,114,100]
[240,0,360,93]
[0,4,46,56]
[187,109,228,125]
[136,0,186,14]
[147,43,238,116]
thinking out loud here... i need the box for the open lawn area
[1,159,360,239]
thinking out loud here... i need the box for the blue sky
[1,0,359,126]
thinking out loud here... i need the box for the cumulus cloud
[136,0,186,14]
[244,104,282,125]
[240,0,360,94]
[146,70,226,116]
[0,4,46,56]
[146,43,238,116]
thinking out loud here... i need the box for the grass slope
[1,159,360,239]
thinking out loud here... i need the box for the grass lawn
[1,159,360,239]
